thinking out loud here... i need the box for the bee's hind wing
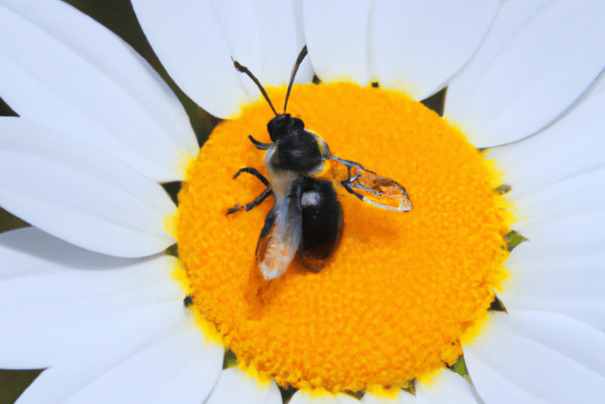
[256,185,303,280]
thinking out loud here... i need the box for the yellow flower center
[177,83,511,393]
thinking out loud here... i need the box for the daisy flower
[1,0,605,403]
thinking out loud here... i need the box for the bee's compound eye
[301,190,322,207]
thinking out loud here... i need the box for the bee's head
[267,114,305,143]
[269,116,323,172]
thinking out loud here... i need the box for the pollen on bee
[301,190,321,207]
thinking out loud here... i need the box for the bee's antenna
[283,45,308,114]
[233,59,278,116]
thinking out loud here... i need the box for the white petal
[302,0,373,86]
[16,324,223,404]
[416,370,479,404]
[336,394,361,404]
[362,374,478,404]
[289,390,332,404]
[131,0,307,118]
[0,119,176,257]
[361,373,479,404]
[290,390,360,404]
[588,69,605,97]
[219,0,309,89]
[203,0,266,100]
[495,103,605,329]
[487,91,605,201]
[205,367,282,404]
[0,228,187,368]
[0,0,198,181]
[288,0,314,85]
[361,391,404,404]
[510,168,605,230]
[464,311,605,404]
[130,0,248,118]
[500,217,605,330]
[446,0,605,147]
[368,0,499,100]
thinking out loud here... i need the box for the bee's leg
[248,135,272,150]
[233,167,270,186]
[228,167,273,215]
[330,155,375,177]
[339,178,365,202]
[227,188,273,215]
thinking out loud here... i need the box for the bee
[228,46,412,280]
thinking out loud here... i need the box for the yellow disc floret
[177,83,511,393]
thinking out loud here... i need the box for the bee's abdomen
[298,177,343,272]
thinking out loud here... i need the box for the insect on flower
[227,46,412,280]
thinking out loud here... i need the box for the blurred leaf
[505,230,527,251]
[452,356,467,376]
[0,369,43,403]
[222,348,238,369]
[0,209,28,234]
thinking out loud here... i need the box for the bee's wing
[256,185,302,280]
